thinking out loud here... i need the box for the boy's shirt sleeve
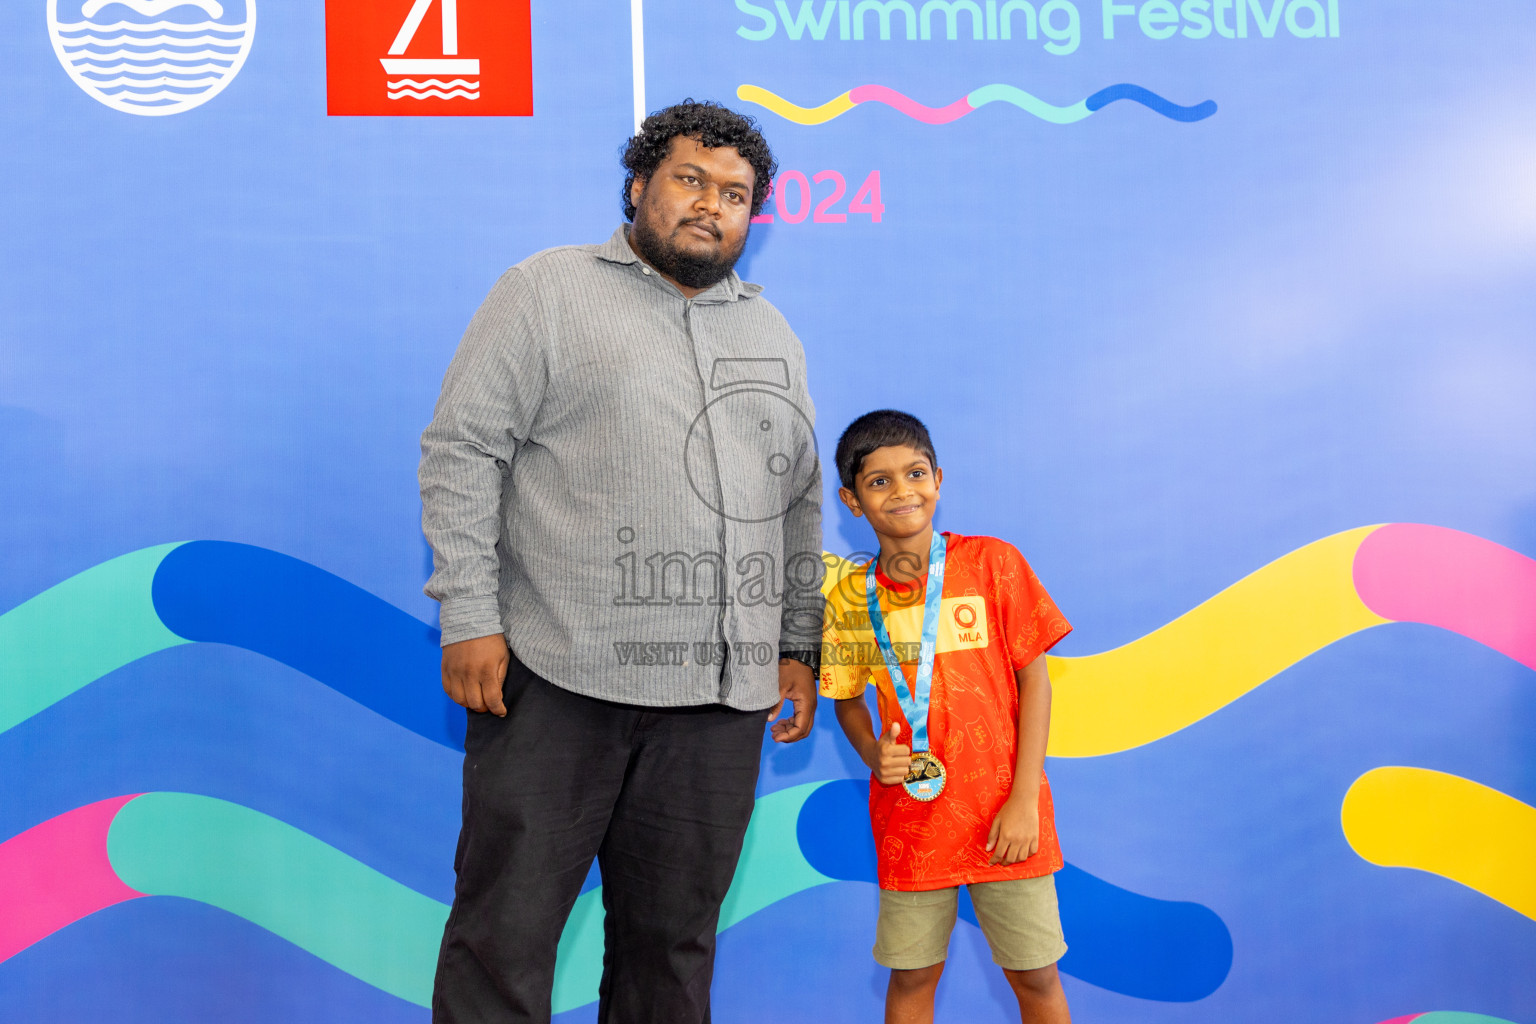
[820,592,871,699]
[996,543,1073,670]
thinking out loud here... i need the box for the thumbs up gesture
[872,722,912,786]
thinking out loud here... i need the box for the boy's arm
[835,697,911,786]
[986,652,1052,866]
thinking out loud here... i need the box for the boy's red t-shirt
[821,533,1072,891]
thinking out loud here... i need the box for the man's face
[628,135,755,294]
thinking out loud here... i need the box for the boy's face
[839,444,942,544]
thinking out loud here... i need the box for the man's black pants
[432,654,765,1023]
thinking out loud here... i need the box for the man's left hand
[769,658,817,743]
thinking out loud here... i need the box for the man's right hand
[871,722,911,786]
[442,635,510,716]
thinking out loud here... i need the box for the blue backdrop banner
[2,1,1534,1022]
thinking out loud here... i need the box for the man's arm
[986,652,1052,865]
[420,267,549,716]
[772,340,825,741]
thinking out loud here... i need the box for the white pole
[630,0,646,134]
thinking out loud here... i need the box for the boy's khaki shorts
[873,874,1068,972]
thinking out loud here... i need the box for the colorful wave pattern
[737,82,1217,126]
[47,0,254,116]
[1344,768,1536,923]
[386,78,481,102]
[0,783,1232,1009]
[4,524,1534,1010]
[821,523,1536,758]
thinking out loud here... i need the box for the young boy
[821,410,1073,1024]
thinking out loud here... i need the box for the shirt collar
[596,225,762,303]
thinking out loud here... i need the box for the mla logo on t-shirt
[943,598,988,649]
[324,0,531,116]
[47,0,255,116]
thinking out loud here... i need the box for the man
[419,101,824,1023]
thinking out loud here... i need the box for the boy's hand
[871,723,911,786]
[986,792,1040,866]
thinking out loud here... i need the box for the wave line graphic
[737,82,1216,126]
[5,526,1533,756]
[1050,523,1536,754]
[1343,767,1536,921]
[0,541,455,747]
[63,35,240,48]
[0,784,1231,1006]
[70,49,236,61]
[77,63,228,77]
[101,85,215,97]
[54,19,246,32]
[822,523,1536,757]
[796,779,1231,1001]
[80,0,225,16]
[387,89,479,101]
[385,78,477,89]
[84,74,223,87]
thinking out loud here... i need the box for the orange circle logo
[953,603,977,629]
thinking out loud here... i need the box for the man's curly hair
[620,100,777,221]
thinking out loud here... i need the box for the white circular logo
[47,0,256,116]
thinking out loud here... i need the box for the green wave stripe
[103,784,834,1011]
[0,544,186,734]
[966,85,1090,124]
[554,781,831,1012]
[108,792,449,1006]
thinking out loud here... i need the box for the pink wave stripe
[1355,523,1536,671]
[1373,1016,1422,1024]
[848,84,974,124]
[0,796,144,962]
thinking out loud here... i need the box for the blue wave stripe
[1086,84,1218,122]
[150,542,464,751]
[795,779,1232,1002]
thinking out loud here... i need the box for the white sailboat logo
[46,0,255,116]
[381,0,479,102]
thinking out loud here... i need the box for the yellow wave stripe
[736,84,854,125]
[824,526,1388,758]
[1048,526,1388,756]
[1342,767,1536,921]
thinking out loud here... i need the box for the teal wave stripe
[552,781,833,1013]
[0,544,187,734]
[107,792,449,1007]
[720,781,833,928]
[966,85,1090,124]
[96,785,836,1012]
[552,888,606,1013]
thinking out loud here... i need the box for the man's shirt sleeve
[419,267,550,646]
[778,334,826,652]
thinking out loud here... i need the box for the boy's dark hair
[620,101,778,221]
[835,410,938,490]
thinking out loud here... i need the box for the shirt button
[642,267,650,275]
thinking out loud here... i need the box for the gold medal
[903,750,947,802]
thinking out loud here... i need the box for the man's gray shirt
[419,226,824,711]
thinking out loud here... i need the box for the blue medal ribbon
[866,530,947,753]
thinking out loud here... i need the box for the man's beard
[629,204,747,291]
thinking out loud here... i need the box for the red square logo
[326,0,532,116]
